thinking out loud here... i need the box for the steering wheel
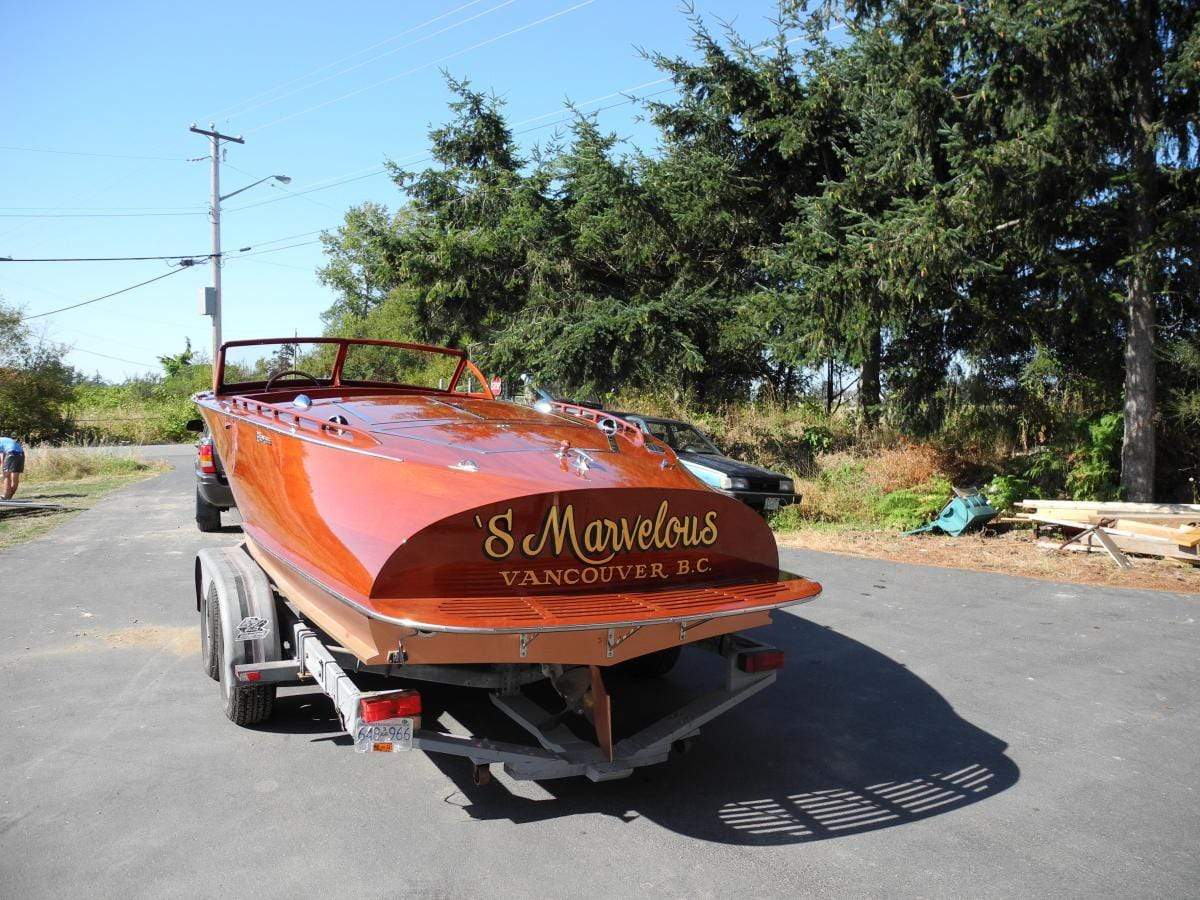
[265,369,321,390]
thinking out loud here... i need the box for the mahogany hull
[197,390,821,665]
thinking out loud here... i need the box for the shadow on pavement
[432,616,1018,844]
[0,508,61,520]
[259,615,1019,845]
[252,693,341,735]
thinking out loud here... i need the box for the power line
[509,76,672,127]
[237,257,316,272]
[226,85,674,215]
[0,205,205,213]
[0,144,184,162]
[0,162,166,248]
[223,162,341,213]
[0,231,333,265]
[223,150,431,215]
[54,324,165,355]
[0,210,207,219]
[234,240,323,258]
[21,267,194,321]
[66,346,159,368]
[225,167,391,212]
[245,0,598,134]
[228,0,520,122]
[0,271,195,329]
[205,0,496,120]
[225,77,679,216]
[220,32,800,219]
[240,227,332,248]
[2,254,212,263]
[513,86,676,136]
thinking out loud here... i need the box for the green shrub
[983,474,1037,511]
[65,363,212,444]
[1021,448,1068,496]
[1065,412,1122,501]
[870,476,953,530]
[0,301,75,442]
[768,502,806,531]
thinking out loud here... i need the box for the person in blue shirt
[0,436,24,499]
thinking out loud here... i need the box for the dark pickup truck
[189,420,235,532]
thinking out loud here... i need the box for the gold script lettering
[484,509,515,560]
[479,501,720,566]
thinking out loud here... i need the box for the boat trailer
[196,545,784,783]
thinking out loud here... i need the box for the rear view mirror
[186,418,204,433]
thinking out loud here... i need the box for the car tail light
[360,691,421,723]
[197,439,216,475]
[737,649,784,673]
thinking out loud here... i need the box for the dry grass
[22,447,157,483]
[777,526,1200,594]
[1,451,167,550]
[861,443,951,492]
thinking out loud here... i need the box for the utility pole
[189,123,244,367]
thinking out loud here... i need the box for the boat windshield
[224,342,338,386]
[218,338,478,394]
[341,343,462,390]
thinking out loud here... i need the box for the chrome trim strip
[251,540,820,636]
[200,401,404,463]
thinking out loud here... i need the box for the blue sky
[2,0,799,380]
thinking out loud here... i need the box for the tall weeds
[23,448,154,482]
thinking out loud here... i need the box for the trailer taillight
[737,648,784,673]
[197,440,216,475]
[360,691,421,723]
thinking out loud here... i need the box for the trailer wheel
[200,582,219,681]
[618,645,682,678]
[471,763,492,786]
[195,490,222,533]
[214,607,275,726]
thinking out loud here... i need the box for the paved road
[2,449,1197,898]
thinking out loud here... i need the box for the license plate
[354,719,413,752]
[764,497,780,511]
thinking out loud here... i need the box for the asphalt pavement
[1,447,1197,898]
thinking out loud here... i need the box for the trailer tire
[200,582,219,681]
[215,608,275,726]
[618,645,682,678]
[196,490,222,532]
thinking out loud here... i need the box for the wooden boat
[194,337,821,668]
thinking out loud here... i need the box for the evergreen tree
[838,0,1199,495]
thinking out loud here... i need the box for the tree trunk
[1122,265,1156,501]
[1120,0,1159,502]
[859,325,882,424]
[825,357,834,415]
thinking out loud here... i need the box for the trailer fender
[195,546,283,681]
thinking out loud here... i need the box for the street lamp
[219,174,291,202]
[189,123,291,370]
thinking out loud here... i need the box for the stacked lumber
[1016,500,1200,566]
